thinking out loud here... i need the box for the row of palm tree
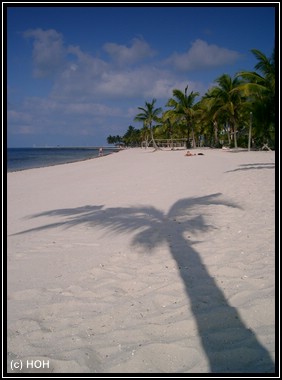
[107,48,275,150]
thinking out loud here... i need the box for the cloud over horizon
[166,39,242,71]
[103,38,157,66]
[23,28,67,78]
[22,29,236,101]
[9,28,243,145]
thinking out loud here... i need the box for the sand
[6,147,276,374]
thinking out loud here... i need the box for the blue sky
[6,4,276,147]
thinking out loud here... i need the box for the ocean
[7,147,119,172]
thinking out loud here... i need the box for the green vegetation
[107,49,275,149]
[134,98,163,150]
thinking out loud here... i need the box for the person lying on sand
[185,151,196,156]
[185,151,204,156]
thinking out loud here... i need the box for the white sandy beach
[7,147,276,374]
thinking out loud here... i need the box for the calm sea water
[7,147,118,172]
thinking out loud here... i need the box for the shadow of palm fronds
[11,193,275,373]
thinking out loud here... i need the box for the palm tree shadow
[225,162,275,173]
[15,193,275,373]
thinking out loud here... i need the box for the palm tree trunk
[186,122,191,148]
[248,112,253,151]
[213,121,218,146]
[150,125,159,150]
[233,123,238,149]
[226,123,231,145]
[191,126,196,148]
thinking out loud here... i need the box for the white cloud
[143,77,206,100]
[17,126,35,135]
[23,28,66,78]
[51,64,154,100]
[13,30,227,143]
[8,95,125,138]
[8,110,32,123]
[67,44,109,74]
[62,102,122,117]
[166,39,241,71]
[22,29,209,103]
[103,38,156,65]
[19,96,122,119]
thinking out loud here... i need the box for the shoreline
[7,146,273,173]
[7,148,276,373]
[7,147,122,173]
[7,151,118,173]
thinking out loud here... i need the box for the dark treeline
[107,49,275,150]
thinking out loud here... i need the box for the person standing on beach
[99,148,103,157]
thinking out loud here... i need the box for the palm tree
[194,94,221,147]
[134,99,162,151]
[207,74,246,149]
[237,49,275,97]
[157,110,178,148]
[139,122,150,149]
[123,125,141,147]
[106,135,115,145]
[166,85,199,148]
[17,195,275,373]
[236,48,275,148]
[106,135,123,145]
